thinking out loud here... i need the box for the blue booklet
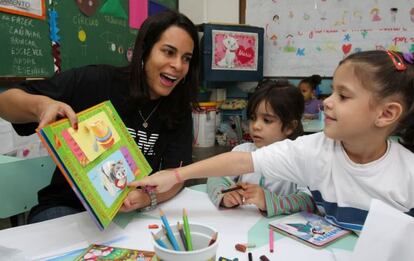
[269,211,351,248]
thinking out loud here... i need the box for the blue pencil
[159,208,181,251]
[151,232,168,249]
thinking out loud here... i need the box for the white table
[0,187,355,261]
[302,119,324,133]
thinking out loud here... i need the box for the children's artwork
[246,0,414,77]
[212,30,258,71]
[0,0,46,20]
[75,244,155,261]
[269,211,351,248]
[62,111,121,165]
[37,101,152,230]
[129,0,147,29]
[76,0,100,17]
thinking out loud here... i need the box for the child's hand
[221,190,244,208]
[131,169,177,193]
[240,183,266,210]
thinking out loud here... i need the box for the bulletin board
[245,0,414,77]
[0,0,177,78]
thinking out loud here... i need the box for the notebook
[269,211,351,248]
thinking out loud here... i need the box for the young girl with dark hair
[0,10,200,222]
[299,74,323,119]
[135,50,414,233]
[207,80,315,217]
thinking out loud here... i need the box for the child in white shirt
[134,50,414,233]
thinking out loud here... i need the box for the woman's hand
[119,188,150,212]
[130,169,178,194]
[38,99,78,130]
[240,183,266,211]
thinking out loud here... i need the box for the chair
[0,155,55,226]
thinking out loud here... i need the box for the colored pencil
[159,208,181,251]
[182,208,193,251]
[208,231,218,246]
[177,222,188,251]
[269,228,274,253]
[151,232,168,249]
[220,185,243,194]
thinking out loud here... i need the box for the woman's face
[144,25,194,99]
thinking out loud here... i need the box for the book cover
[269,211,351,248]
[75,244,156,261]
[37,101,152,230]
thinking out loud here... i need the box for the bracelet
[139,186,157,212]
[173,169,183,183]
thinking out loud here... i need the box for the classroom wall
[180,0,333,96]
[179,0,239,24]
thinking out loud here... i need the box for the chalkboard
[0,13,54,77]
[0,0,177,78]
[246,0,414,77]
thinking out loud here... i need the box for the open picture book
[269,211,351,248]
[75,244,156,261]
[37,101,152,230]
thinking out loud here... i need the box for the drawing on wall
[212,30,258,71]
[76,0,100,17]
[246,0,414,77]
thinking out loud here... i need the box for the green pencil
[182,208,193,251]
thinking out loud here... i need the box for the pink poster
[212,30,258,71]
[129,0,148,29]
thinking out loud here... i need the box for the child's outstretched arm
[262,190,316,217]
[132,152,253,193]
[207,177,235,208]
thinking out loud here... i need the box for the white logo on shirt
[127,128,159,155]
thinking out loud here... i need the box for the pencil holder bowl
[153,223,218,261]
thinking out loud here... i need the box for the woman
[0,10,200,223]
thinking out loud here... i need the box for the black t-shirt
[12,65,193,212]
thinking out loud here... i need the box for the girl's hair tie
[386,50,406,71]
[402,52,414,65]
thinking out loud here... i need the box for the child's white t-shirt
[232,142,297,196]
[252,132,414,232]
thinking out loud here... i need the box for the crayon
[221,185,243,194]
[235,243,247,252]
[148,224,159,229]
[260,255,270,261]
[248,252,253,261]
[151,232,168,249]
[183,208,193,251]
[159,209,180,251]
[177,222,188,251]
[269,228,274,253]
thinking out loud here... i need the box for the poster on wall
[0,0,46,20]
[246,0,414,77]
[212,30,259,71]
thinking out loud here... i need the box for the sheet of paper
[351,199,414,261]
